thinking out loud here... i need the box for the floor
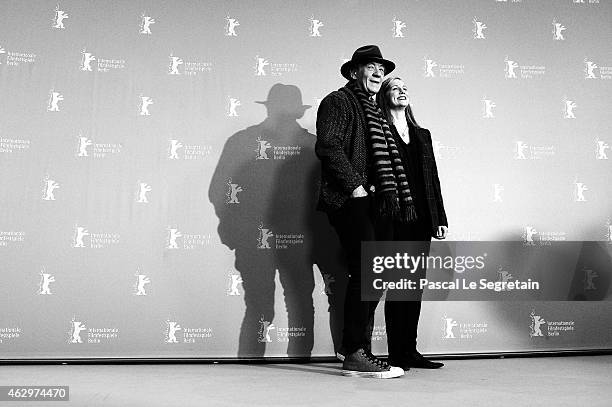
[0,356,611,406]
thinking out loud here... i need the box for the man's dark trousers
[328,195,381,354]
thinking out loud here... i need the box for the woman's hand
[433,226,448,240]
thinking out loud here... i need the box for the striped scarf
[349,81,417,223]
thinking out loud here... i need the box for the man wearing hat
[315,45,404,378]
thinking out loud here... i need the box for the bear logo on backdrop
[38,269,55,295]
[392,17,406,38]
[139,14,155,35]
[225,16,240,36]
[47,90,64,112]
[473,18,487,39]
[52,6,69,29]
[552,19,566,40]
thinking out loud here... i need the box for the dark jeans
[376,217,432,362]
[327,196,381,354]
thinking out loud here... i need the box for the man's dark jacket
[315,86,368,212]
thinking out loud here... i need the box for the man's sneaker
[336,344,372,362]
[341,348,404,379]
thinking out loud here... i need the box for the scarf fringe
[375,192,401,220]
[401,202,418,224]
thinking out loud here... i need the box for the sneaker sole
[341,367,404,379]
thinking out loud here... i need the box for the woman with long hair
[375,76,448,370]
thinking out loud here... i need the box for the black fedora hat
[255,83,311,115]
[340,45,395,80]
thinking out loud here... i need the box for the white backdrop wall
[1,0,611,359]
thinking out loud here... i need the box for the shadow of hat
[256,84,312,116]
[340,45,395,80]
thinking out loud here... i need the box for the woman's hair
[376,77,420,129]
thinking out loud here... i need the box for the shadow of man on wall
[209,84,345,358]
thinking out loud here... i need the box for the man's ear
[350,67,358,80]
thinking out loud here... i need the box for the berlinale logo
[226,178,243,204]
[52,5,69,29]
[472,18,487,39]
[133,271,151,296]
[225,16,240,36]
[529,310,546,337]
[392,17,406,38]
[442,315,458,339]
[38,268,55,295]
[165,320,182,343]
[258,316,276,343]
[139,13,155,35]
[47,89,64,112]
[309,17,323,37]
[552,19,566,40]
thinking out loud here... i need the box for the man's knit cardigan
[315,85,370,212]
